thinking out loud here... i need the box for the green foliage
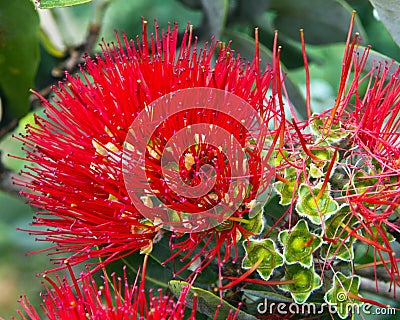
[321,238,356,262]
[369,0,400,47]
[241,210,264,235]
[201,0,228,39]
[273,167,302,206]
[222,30,307,117]
[269,0,366,44]
[279,219,322,268]
[0,0,40,120]
[296,182,339,225]
[1,0,400,318]
[361,224,396,246]
[169,280,257,319]
[309,116,349,144]
[320,208,357,261]
[37,0,92,8]
[324,273,363,319]
[279,264,322,304]
[242,238,284,281]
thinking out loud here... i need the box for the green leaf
[177,0,202,10]
[296,182,339,225]
[151,236,219,285]
[236,0,270,23]
[241,208,265,235]
[242,289,293,303]
[36,0,92,8]
[369,0,400,48]
[169,280,257,320]
[241,210,264,235]
[0,0,40,120]
[279,264,322,304]
[101,0,202,44]
[222,30,307,118]
[289,43,399,116]
[361,224,396,246]
[269,0,366,45]
[39,28,65,58]
[273,167,302,206]
[324,272,363,319]
[321,240,355,262]
[309,116,349,144]
[279,219,322,268]
[291,43,349,97]
[324,206,359,240]
[242,238,284,281]
[0,109,45,172]
[201,0,229,39]
[309,164,324,179]
[345,170,379,197]
[107,251,172,291]
[320,207,358,262]
[356,46,400,80]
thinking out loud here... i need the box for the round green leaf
[309,116,349,144]
[321,240,355,262]
[241,210,265,235]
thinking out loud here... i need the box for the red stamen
[300,29,311,119]
[316,147,338,201]
[347,292,391,309]
[220,256,264,290]
[329,32,359,123]
[291,119,320,161]
[223,276,296,286]
[275,173,291,185]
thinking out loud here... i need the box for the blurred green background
[0,0,399,318]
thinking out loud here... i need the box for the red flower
[12,257,241,320]
[276,14,400,288]
[17,19,279,272]
[333,43,400,287]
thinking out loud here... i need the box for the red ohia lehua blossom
[16,19,280,272]
[11,257,240,320]
[276,13,400,290]
[325,33,400,287]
